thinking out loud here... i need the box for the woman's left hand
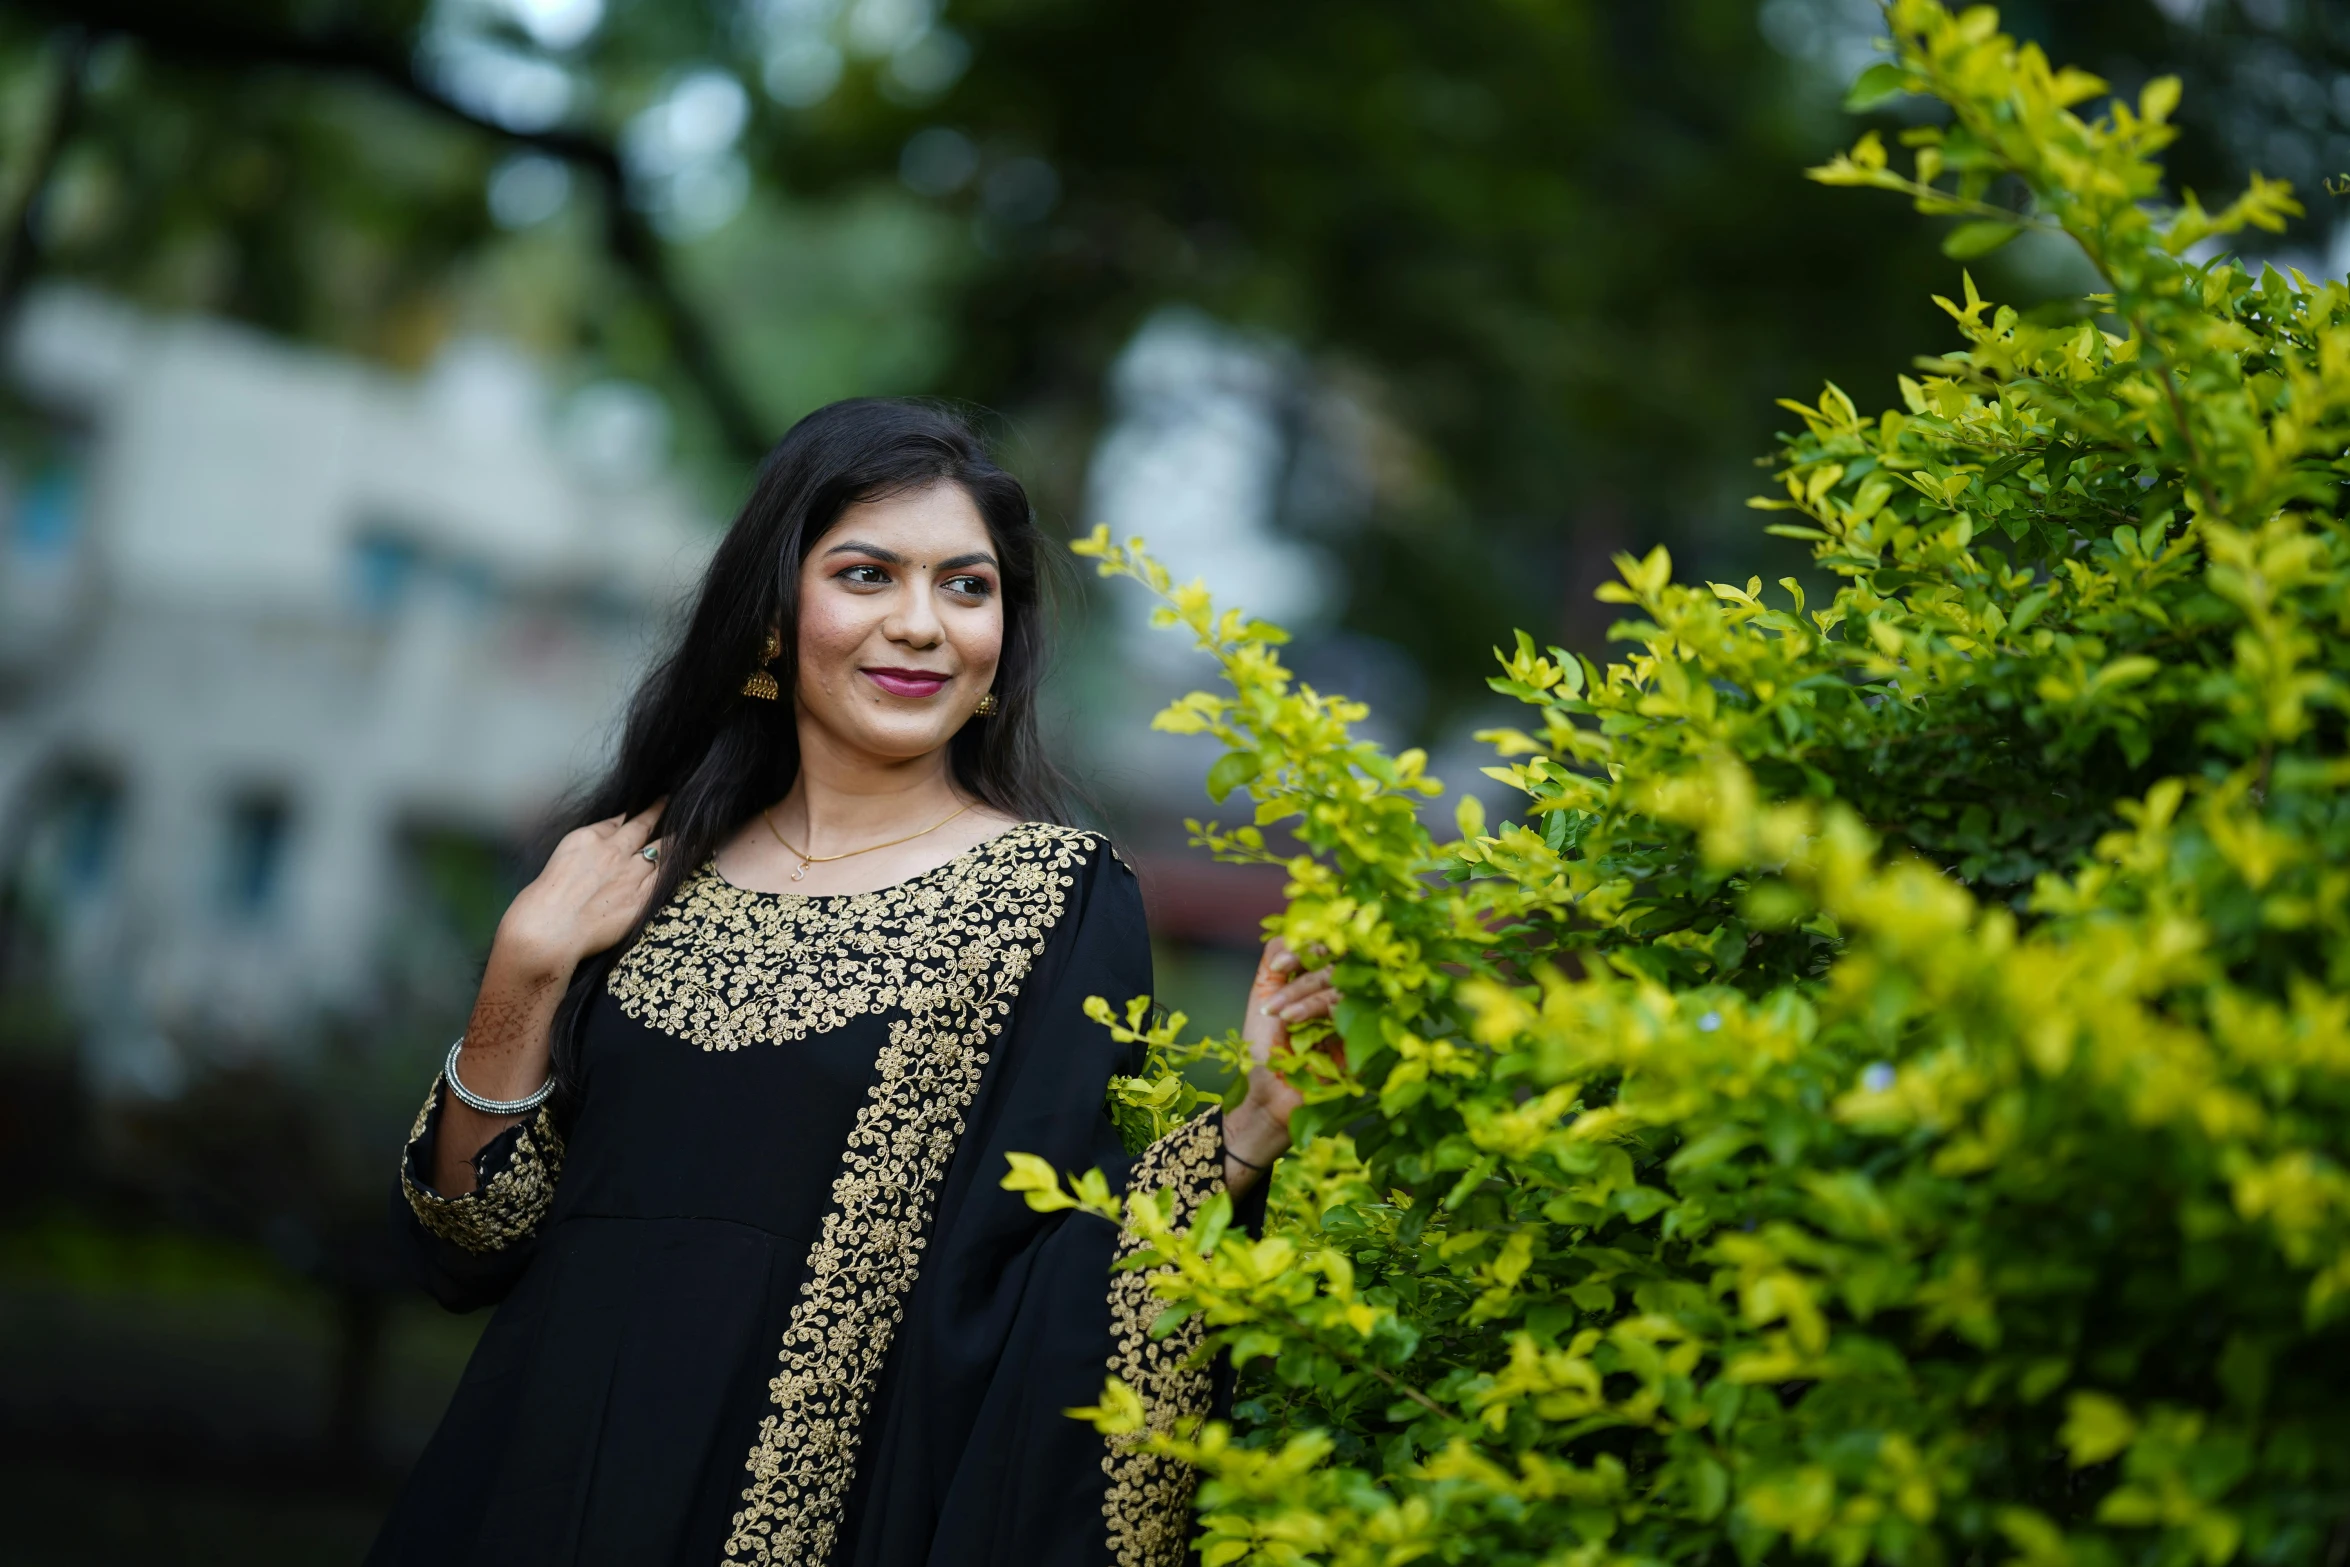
[1224,937,1338,1193]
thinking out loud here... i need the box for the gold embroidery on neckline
[1101,1111,1224,1567]
[710,821,1100,1565]
[609,836,1062,1052]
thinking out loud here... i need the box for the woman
[369,399,1333,1567]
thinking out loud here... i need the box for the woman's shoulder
[959,823,1139,917]
[946,822,1141,957]
[959,814,1124,865]
[966,820,1132,886]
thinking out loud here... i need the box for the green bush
[1023,3,2350,1564]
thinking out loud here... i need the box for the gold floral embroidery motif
[399,1077,566,1254]
[610,828,1087,1051]
[1102,1110,1226,1567]
[717,823,1100,1566]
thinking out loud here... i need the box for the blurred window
[219,794,293,920]
[351,531,422,618]
[52,770,123,897]
[10,463,82,559]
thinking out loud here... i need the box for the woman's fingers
[1244,941,1342,1073]
[1279,987,1338,1022]
[1264,988,1331,1021]
[1259,967,1336,1018]
[1249,941,1295,1003]
[1259,979,1333,1012]
[1255,938,1334,995]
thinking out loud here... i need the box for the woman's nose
[883,577,944,647]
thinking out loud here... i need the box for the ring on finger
[641,843,660,863]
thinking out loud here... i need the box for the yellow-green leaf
[2060,1391,2137,1467]
[1000,1152,1078,1212]
[1943,220,2023,259]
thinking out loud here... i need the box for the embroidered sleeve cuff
[1100,1108,1231,1566]
[1125,1109,1227,1222]
[399,1074,566,1255]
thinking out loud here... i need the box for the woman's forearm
[430,935,572,1197]
[1221,1096,1290,1199]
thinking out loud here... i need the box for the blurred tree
[1,0,2343,707]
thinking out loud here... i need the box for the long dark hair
[545,397,1073,1089]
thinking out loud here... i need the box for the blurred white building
[0,288,712,1096]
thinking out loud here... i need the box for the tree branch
[0,26,90,327]
[8,0,772,463]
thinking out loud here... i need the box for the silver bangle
[443,1037,555,1116]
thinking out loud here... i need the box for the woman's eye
[839,564,891,586]
[943,575,991,598]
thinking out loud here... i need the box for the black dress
[369,824,1253,1567]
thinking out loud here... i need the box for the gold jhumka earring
[973,691,999,716]
[740,628,782,700]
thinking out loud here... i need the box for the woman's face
[792,480,1004,765]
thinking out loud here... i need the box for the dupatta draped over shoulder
[369,824,1257,1567]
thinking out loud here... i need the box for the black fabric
[369,834,1247,1567]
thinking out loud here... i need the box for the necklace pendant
[792,862,809,882]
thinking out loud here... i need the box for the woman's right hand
[431,805,664,1195]
[493,805,666,980]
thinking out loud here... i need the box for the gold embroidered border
[1102,1110,1225,1567]
[610,829,1088,1051]
[721,823,1099,1565]
[399,1076,566,1254]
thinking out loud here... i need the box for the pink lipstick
[863,667,951,699]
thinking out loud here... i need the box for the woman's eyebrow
[820,543,997,571]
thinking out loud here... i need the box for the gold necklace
[762,801,974,882]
